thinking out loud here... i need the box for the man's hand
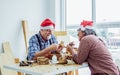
[69,41,75,46]
[56,44,65,52]
[33,44,59,60]
[66,42,77,55]
[47,44,58,51]
[66,45,74,53]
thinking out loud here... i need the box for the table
[3,63,88,75]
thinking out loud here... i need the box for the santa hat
[80,20,93,31]
[40,18,55,30]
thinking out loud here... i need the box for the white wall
[0,0,56,60]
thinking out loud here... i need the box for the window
[96,28,120,49]
[96,0,120,50]
[66,0,92,41]
[96,0,120,22]
[64,0,120,66]
[65,0,120,49]
[66,0,92,25]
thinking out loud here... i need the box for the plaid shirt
[27,32,58,60]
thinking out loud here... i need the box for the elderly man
[66,20,119,75]
[27,18,62,60]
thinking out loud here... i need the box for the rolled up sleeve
[73,38,90,64]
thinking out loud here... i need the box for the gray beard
[48,35,51,39]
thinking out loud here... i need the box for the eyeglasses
[43,29,53,33]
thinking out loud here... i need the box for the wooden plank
[67,71,73,75]
[53,31,69,45]
[2,42,13,55]
[0,54,18,75]
[75,70,79,75]
[53,31,67,37]
[0,42,24,75]
[67,70,79,75]
[22,20,29,53]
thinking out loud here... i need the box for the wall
[0,0,56,60]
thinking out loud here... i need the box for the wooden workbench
[3,63,88,75]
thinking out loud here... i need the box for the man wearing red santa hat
[27,18,62,60]
[66,20,119,75]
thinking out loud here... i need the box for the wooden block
[15,58,20,63]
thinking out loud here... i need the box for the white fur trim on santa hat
[85,26,93,29]
[81,26,93,31]
[81,26,85,31]
[40,25,54,30]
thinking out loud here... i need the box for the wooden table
[3,63,88,75]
